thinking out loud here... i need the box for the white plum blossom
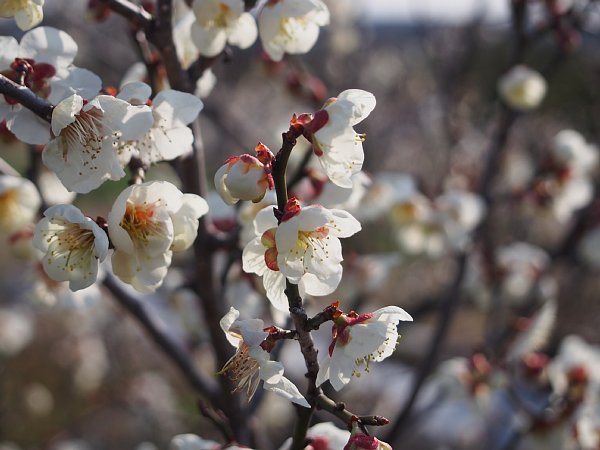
[219,307,309,407]
[42,94,154,193]
[169,434,219,450]
[436,190,485,251]
[108,181,208,293]
[552,130,598,177]
[0,27,101,144]
[0,0,44,30]
[278,422,350,450]
[258,0,330,62]
[317,306,412,391]
[498,65,547,111]
[214,142,274,205]
[0,175,41,233]
[242,199,360,310]
[0,307,34,356]
[117,83,204,166]
[300,89,376,188]
[191,0,257,57]
[496,242,550,303]
[33,204,109,291]
[578,226,600,269]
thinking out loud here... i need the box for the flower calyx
[329,310,374,357]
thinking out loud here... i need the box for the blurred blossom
[169,434,219,450]
[74,336,109,393]
[578,226,600,269]
[38,167,77,205]
[195,68,217,98]
[0,0,44,30]
[23,382,54,416]
[498,65,547,112]
[0,175,41,234]
[507,299,557,363]
[49,440,93,450]
[496,242,550,303]
[0,308,34,356]
[355,172,417,222]
[258,0,330,62]
[191,0,257,57]
[279,421,350,450]
[499,151,535,193]
[551,130,598,177]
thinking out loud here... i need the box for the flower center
[204,2,231,28]
[0,188,19,230]
[44,222,96,273]
[61,108,119,165]
[219,343,261,399]
[120,202,162,244]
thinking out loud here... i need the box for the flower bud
[214,143,274,205]
[498,65,546,111]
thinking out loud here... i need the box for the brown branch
[316,394,390,428]
[103,273,219,399]
[98,0,153,28]
[0,74,53,122]
[148,0,192,92]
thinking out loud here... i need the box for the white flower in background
[547,335,600,397]
[551,177,593,223]
[0,27,101,144]
[259,0,329,62]
[215,142,274,205]
[0,0,44,30]
[191,0,257,57]
[436,190,485,251]
[37,167,76,205]
[552,130,598,176]
[169,434,219,450]
[174,10,201,70]
[496,242,549,303]
[108,181,208,293]
[498,65,547,111]
[301,89,376,188]
[578,226,600,269]
[0,307,33,356]
[507,299,557,363]
[278,422,350,450]
[317,306,412,391]
[0,175,41,233]
[219,307,309,407]
[33,204,109,291]
[42,94,154,193]
[354,172,417,222]
[195,69,217,98]
[117,83,204,166]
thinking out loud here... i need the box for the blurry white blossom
[259,0,329,62]
[498,65,546,111]
[0,175,41,234]
[191,0,257,57]
[0,0,44,30]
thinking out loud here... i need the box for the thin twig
[0,74,53,122]
[103,273,219,399]
[98,0,153,28]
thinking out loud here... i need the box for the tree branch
[103,273,219,399]
[0,74,53,122]
[98,0,153,28]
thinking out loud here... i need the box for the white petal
[336,89,377,125]
[117,81,152,105]
[263,269,289,312]
[329,209,361,237]
[7,108,51,145]
[242,237,268,275]
[227,12,257,49]
[153,89,203,126]
[191,23,228,57]
[21,27,77,68]
[0,37,21,71]
[48,67,102,104]
[51,94,83,136]
[220,307,241,347]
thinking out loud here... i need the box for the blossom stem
[316,394,390,427]
[272,126,322,450]
[0,74,53,122]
